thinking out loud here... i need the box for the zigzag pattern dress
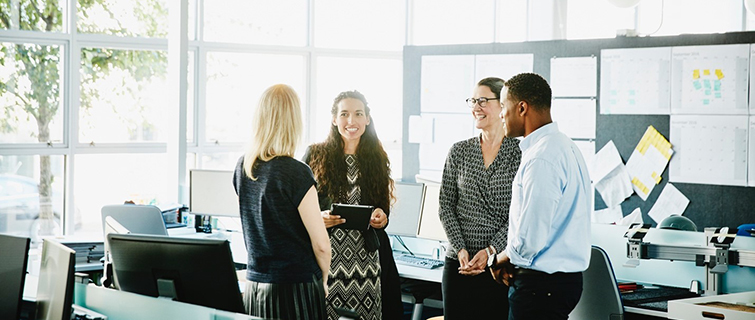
[325,154,381,320]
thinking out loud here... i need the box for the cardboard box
[668,291,755,320]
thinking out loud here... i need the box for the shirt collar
[518,122,559,152]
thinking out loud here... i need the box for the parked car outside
[0,174,81,242]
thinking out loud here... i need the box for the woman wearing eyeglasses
[438,77,521,319]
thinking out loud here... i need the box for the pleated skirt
[244,275,326,320]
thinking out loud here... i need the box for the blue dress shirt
[505,122,592,274]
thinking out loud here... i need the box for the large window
[0,42,64,144]
[203,0,307,46]
[204,52,306,144]
[79,48,169,143]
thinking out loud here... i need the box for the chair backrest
[570,245,624,320]
[101,204,168,237]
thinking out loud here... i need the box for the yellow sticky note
[703,69,710,76]
[715,69,724,80]
[693,69,700,79]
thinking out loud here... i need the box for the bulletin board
[402,32,755,230]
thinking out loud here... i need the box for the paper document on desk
[647,183,690,224]
[625,126,673,201]
[590,141,633,208]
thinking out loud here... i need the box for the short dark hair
[477,77,506,100]
[504,73,551,111]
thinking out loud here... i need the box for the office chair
[569,246,624,320]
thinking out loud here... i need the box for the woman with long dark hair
[304,90,401,320]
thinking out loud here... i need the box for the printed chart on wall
[474,54,533,83]
[418,114,475,172]
[421,55,475,113]
[671,44,749,115]
[669,115,748,187]
[551,99,596,139]
[551,56,597,97]
[600,47,671,115]
[625,126,673,201]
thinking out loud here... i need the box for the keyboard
[394,254,444,269]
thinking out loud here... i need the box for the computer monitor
[416,182,448,242]
[100,204,168,237]
[107,233,244,313]
[189,169,240,217]
[36,239,76,320]
[0,234,30,320]
[385,182,426,237]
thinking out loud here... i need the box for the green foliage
[1,0,167,135]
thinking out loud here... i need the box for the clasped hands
[458,248,515,286]
[456,248,488,276]
[320,208,388,229]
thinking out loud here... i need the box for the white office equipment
[385,182,426,237]
[416,182,448,242]
[189,169,240,217]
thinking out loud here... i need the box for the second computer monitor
[36,239,76,320]
[0,234,30,320]
[385,182,426,237]
[416,182,448,242]
[189,169,240,217]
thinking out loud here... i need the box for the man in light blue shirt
[490,73,591,320]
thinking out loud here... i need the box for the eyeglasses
[466,97,499,108]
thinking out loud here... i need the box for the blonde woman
[233,84,331,320]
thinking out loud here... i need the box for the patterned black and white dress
[326,154,381,320]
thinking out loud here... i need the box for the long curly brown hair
[308,90,395,212]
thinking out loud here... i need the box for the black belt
[513,268,549,276]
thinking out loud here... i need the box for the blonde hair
[243,84,302,179]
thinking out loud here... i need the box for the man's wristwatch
[486,246,497,268]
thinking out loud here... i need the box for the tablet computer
[331,203,374,231]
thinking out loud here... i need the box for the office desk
[394,251,444,320]
[396,261,443,283]
[73,283,260,320]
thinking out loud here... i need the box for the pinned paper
[593,206,623,224]
[625,126,673,201]
[589,141,633,208]
[617,208,643,226]
[647,183,690,224]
